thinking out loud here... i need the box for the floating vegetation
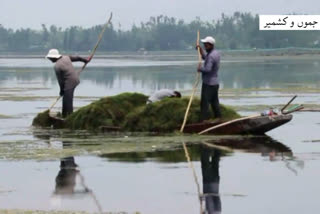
[0,96,46,101]
[0,114,14,119]
[124,98,240,132]
[32,110,52,127]
[65,93,148,130]
[32,93,240,132]
[0,134,222,160]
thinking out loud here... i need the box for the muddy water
[0,54,320,214]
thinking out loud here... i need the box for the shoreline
[1,48,320,60]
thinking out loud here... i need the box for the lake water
[0,53,320,214]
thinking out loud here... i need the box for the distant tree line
[1,12,320,52]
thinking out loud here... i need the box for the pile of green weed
[32,93,240,133]
[124,97,240,132]
[65,93,148,130]
[32,110,52,127]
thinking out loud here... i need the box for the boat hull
[184,114,293,135]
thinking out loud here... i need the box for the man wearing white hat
[46,49,91,117]
[196,36,221,121]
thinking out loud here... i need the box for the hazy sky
[1,0,319,30]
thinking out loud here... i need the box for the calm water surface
[0,54,320,214]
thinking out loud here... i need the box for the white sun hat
[46,49,62,59]
[201,36,216,45]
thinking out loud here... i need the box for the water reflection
[202,137,306,176]
[199,137,296,214]
[54,142,89,197]
[200,146,222,214]
[52,155,104,213]
[2,132,310,213]
[204,136,293,157]
[1,58,320,94]
[102,136,298,214]
[54,156,86,196]
[102,136,293,163]
[101,145,201,163]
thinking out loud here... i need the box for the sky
[1,0,319,30]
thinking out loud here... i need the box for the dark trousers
[62,88,75,117]
[201,83,221,121]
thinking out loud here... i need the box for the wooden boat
[49,113,293,135]
[183,114,293,135]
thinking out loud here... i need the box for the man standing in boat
[46,49,91,117]
[196,36,222,121]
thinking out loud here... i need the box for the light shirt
[199,50,220,86]
[147,89,176,104]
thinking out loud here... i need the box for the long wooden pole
[48,96,61,112]
[49,13,113,112]
[80,12,113,72]
[180,31,202,133]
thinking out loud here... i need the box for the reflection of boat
[184,114,293,135]
[101,136,292,163]
[199,136,297,213]
[203,136,292,156]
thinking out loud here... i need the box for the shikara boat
[183,114,293,135]
[51,113,293,135]
[183,95,303,135]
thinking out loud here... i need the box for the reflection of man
[201,146,222,214]
[54,156,80,195]
[147,89,181,104]
[54,141,90,198]
[196,37,221,121]
[46,49,91,117]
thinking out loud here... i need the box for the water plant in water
[32,93,240,132]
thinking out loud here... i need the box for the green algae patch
[0,134,221,161]
[32,93,240,132]
[0,114,14,119]
[124,97,240,132]
[65,93,148,130]
[32,110,56,127]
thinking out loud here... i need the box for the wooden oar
[198,114,261,135]
[80,12,113,72]
[180,30,202,133]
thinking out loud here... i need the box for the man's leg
[201,83,211,121]
[210,84,221,118]
[62,88,75,117]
